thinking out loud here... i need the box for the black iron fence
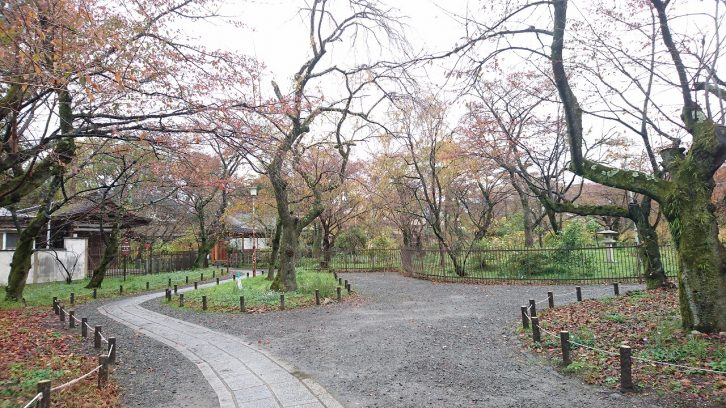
[103,251,197,277]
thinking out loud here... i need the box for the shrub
[336,227,367,254]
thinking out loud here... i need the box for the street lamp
[249,187,258,277]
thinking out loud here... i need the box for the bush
[369,230,397,249]
[336,227,367,254]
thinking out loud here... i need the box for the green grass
[171,270,349,312]
[0,267,219,309]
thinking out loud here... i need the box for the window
[4,232,19,250]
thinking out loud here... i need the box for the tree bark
[86,222,120,289]
[270,216,300,291]
[267,217,282,281]
[629,200,667,289]
[4,205,53,301]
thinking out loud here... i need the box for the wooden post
[108,337,117,364]
[119,285,123,295]
[280,294,285,310]
[336,287,342,301]
[346,283,351,294]
[529,299,537,318]
[194,281,198,290]
[240,296,245,312]
[202,295,208,311]
[60,305,65,322]
[37,380,51,408]
[560,331,571,366]
[315,289,320,305]
[174,285,178,294]
[186,276,189,284]
[212,270,215,278]
[81,318,88,337]
[146,282,149,290]
[53,297,58,314]
[216,277,219,285]
[614,282,620,296]
[94,326,102,348]
[168,278,171,287]
[344,279,348,289]
[620,345,634,392]
[93,288,97,299]
[531,317,541,342]
[70,292,75,305]
[520,306,530,329]
[547,291,554,309]
[338,277,342,285]
[576,286,582,301]
[246,272,249,278]
[69,310,75,328]
[201,273,204,281]
[179,293,184,307]
[98,356,108,388]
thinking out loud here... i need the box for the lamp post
[249,187,258,277]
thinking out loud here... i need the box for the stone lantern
[597,229,618,263]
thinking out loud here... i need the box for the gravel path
[146,272,662,408]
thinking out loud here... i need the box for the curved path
[98,281,342,408]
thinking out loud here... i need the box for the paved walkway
[98,280,343,408]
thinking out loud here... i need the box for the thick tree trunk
[194,241,213,268]
[267,218,282,281]
[321,233,333,269]
[4,211,48,301]
[629,200,667,289]
[312,222,322,258]
[270,217,299,292]
[86,223,120,289]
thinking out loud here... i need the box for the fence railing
[102,251,197,277]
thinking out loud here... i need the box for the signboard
[120,239,131,256]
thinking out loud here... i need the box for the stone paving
[98,279,343,408]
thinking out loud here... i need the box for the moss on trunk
[4,212,48,301]
[270,218,299,292]
[86,222,120,289]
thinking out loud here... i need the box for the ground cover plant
[0,308,119,408]
[0,267,217,309]
[520,288,726,407]
[172,270,350,312]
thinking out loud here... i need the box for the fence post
[576,286,582,301]
[520,306,530,329]
[194,281,198,290]
[174,285,178,295]
[201,273,204,281]
[168,278,171,287]
[81,318,88,337]
[547,291,554,309]
[60,305,65,322]
[280,294,285,310]
[70,292,75,305]
[94,326,102,349]
[560,331,571,366]
[216,277,219,285]
[186,276,189,284]
[202,296,208,311]
[53,297,58,314]
[212,270,215,278]
[240,296,245,312]
[146,282,149,290]
[93,288,97,299]
[315,289,320,305]
[529,299,537,318]
[69,310,75,328]
[98,356,108,388]
[336,287,341,302]
[37,380,51,408]
[108,337,117,364]
[178,293,184,307]
[346,283,351,294]
[614,282,620,296]
[620,345,633,392]
[531,317,541,342]
[119,285,123,295]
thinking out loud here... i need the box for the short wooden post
[179,293,184,307]
[240,296,245,312]
[315,289,320,305]
[60,305,65,322]
[194,281,198,290]
[37,380,51,408]
[108,337,117,364]
[81,318,88,337]
[202,295,208,311]
[547,291,554,309]
[560,331,571,366]
[344,279,348,289]
[333,272,337,280]
[168,278,171,287]
[119,285,123,295]
[146,282,149,290]
[174,284,178,294]
[576,286,582,301]
[69,310,75,328]
[336,287,341,301]
[620,345,633,392]
[94,326,102,349]
[346,283,351,294]
[531,317,541,342]
[232,274,236,281]
[98,356,108,388]
[246,272,249,278]
[338,277,342,285]
[92,288,97,299]
[201,273,204,281]
[280,294,285,310]
[212,270,215,278]
[226,266,229,274]
[186,276,189,284]
[614,282,620,296]
[216,277,219,285]
[520,306,530,329]
[53,296,58,314]
[529,299,537,318]
[70,292,75,305]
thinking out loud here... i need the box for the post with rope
[529,299,537,317]
[620,345,634,392]
[37,380,50,408]
[81,318,88,337]
[520,306,529,330]
[547,292,554,309]
[531,317,541,342]
[108,338,117,364]
[59,305,65,323]
[98,356,108,389]
[560,331,571,366]
[69,310,75,328]
[52,297,58,314]
[94,326,102,349]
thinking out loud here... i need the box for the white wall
[0,237,88,285]
[242,237,268,250]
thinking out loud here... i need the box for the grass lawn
[170,270,351,312]
[0,308,119,408]
[520,288,726,407]
[0,267,221,309]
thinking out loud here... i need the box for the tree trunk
[267,218,282,281]
[312,222,322,258]
[270,217,299,292]
[321,233,333,269]
[629,200,667,289]
[4,210,48,301]
[86,222,120,289]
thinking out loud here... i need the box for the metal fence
[103,251,197,277]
